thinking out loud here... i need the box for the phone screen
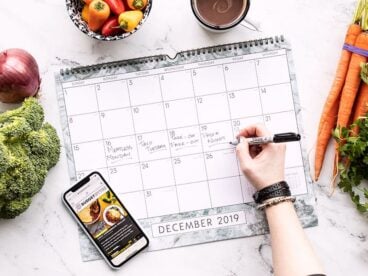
[63,172,148,268]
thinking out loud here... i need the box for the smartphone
[62,171,149,269]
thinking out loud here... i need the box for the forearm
[265,202,324,276]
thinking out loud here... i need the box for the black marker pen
[229,132,301,146]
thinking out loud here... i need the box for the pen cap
[273,133,301,143]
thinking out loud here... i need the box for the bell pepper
[118,10,143,32]
[101,17,122,36]
[81,5,90,23]
[127,0,148,10]
[103,0,126,15]
[88,0,110,32]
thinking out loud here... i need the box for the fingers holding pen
[236,124,271,139]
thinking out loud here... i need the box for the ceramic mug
[191,0,251,32]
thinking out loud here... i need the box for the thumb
[236,137,252,166]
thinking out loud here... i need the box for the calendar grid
[221,63,245,203]
[189,68,213,208]
[66,52,308,219]
[76,164,305,183]
[61,89,79,183]
[124,80,149,219]
[68,109,294,146]
[56,38,318,258]
[67,81,290,116]
[157,75,181,213]
[72,146,239,169]
[75,165,306,194]
[253,60,266,124]
[94,85,111,183]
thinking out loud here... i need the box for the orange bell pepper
[126,0,148,10]
[81,5,89,23]
[88,0,110,32]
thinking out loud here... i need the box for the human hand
[236,124,286,191]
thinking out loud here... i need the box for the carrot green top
[353,0,368,30]
[361,63,368,84]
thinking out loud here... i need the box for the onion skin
[0,49,41,103]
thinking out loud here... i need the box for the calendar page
[56,37,317,261]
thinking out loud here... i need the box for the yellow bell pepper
[118,10,143,32]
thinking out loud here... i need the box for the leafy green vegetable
[0,98,60,219]
[353,0,368,30]
[333,115,368,213]
[360,63,368,85]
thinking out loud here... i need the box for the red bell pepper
[103,0,126,15]
[101,17,122,36]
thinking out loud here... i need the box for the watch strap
[252,181,291,204]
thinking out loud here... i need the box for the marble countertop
[0,0,367,275]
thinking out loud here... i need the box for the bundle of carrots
[315,0,368,183]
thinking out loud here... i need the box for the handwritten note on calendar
[56,38,317,260]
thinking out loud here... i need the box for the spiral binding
[59,35,284,76]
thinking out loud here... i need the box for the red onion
[0,49,41,103]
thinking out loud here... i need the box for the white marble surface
[0,0,367,275]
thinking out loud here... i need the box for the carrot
[332,83,368,184]
[314,23,361,181]
[88,0,110,32]
[337,32,368,128]
[353,63,368,122]
[351,82,368,135]
[329,32,368,184]
[353,83,368,121]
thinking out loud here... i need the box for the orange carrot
[337,32,368,128]
[314,24,361,181]
[353,83,368,120]
[330,32,368,184]
[352,82,368,134]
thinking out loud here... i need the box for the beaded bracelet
[256,196,296,211]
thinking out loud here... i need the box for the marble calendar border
[55,37,318,262]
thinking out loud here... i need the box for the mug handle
[239,19,259,32]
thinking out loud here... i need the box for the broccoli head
[0,97,60,219]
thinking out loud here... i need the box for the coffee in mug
[191,0,250,32]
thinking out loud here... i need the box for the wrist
[264,200,297,221]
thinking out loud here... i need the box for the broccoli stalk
[0,98,60,219]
